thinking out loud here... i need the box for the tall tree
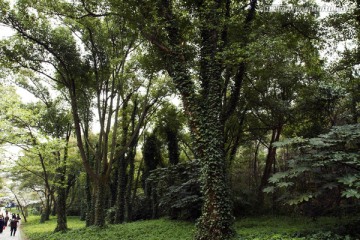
[0,0,161,227]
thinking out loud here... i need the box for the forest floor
[21,215,360,240]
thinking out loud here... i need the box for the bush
[146,161,202,220]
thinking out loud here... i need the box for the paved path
[0,208,24,240]
[0,223,23,240]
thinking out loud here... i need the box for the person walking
[9,215,19,236]
[0,215,4,233]
[4,214,9,228]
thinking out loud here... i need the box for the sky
[0,24,14,39]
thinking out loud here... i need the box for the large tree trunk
[54,165,68,232]
[40,194,51,223]
[94,177,108,227]
[54,186,68,232]
[54,142,69,232]
[195,113,233,240]
[194,2,234,239]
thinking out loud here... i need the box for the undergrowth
[21,215,359,240]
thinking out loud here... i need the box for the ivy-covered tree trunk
[114,154,127,223]
[195,107,233,240]
[114,101,129,223]
[54,138,70,232]
[85,174,94,227]
[145,0,235,236]
[54,185,68,232]
[94,177,108,227]
[195,4,234,235]
[125,101,140,221]
[54,163,68,232]
[40,195,51,223]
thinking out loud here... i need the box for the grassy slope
[21,215,356,240]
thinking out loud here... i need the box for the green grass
[22,216,194,240]
[21,215,358,240]
[234,216,357,239]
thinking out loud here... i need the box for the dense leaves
[266,124,360,211]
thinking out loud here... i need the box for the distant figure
[16,214,21,221]
[0,215,4,233]
[4,214,9,228]
[9,216,19,236]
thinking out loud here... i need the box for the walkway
[0,208,24,240]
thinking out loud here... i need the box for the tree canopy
[0,0,359,239]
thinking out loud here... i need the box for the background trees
[0,0,360,239]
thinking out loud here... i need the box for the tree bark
[114,154,127,223]
[85,174,94,227]
[258,126,282,208]
[54,185,68,232]
[54,135,70,232]
[94,177,108,227]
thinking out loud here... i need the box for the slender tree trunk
[12,192,27,223]
[149,182,158,219]
[125,145,136,222]
[131,159,143,208]
[167,130,179,165]
[80,178,86,221]
[114,101,130,223]
[51,196,57,216]
[258,126,282,208]
[114,154,127,223]
[253,140,260,188]
[85,174,94,227]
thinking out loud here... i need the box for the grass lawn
[21,215,358,240]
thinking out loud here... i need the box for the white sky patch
[0,25,15,40]
[15,87,37,103]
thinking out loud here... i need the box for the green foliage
[22,215,360,240]
[266,124,360,209]
[155,102,186,166]
[22,216,194,240]
[146,161,202,220]
[142,133,163,189]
